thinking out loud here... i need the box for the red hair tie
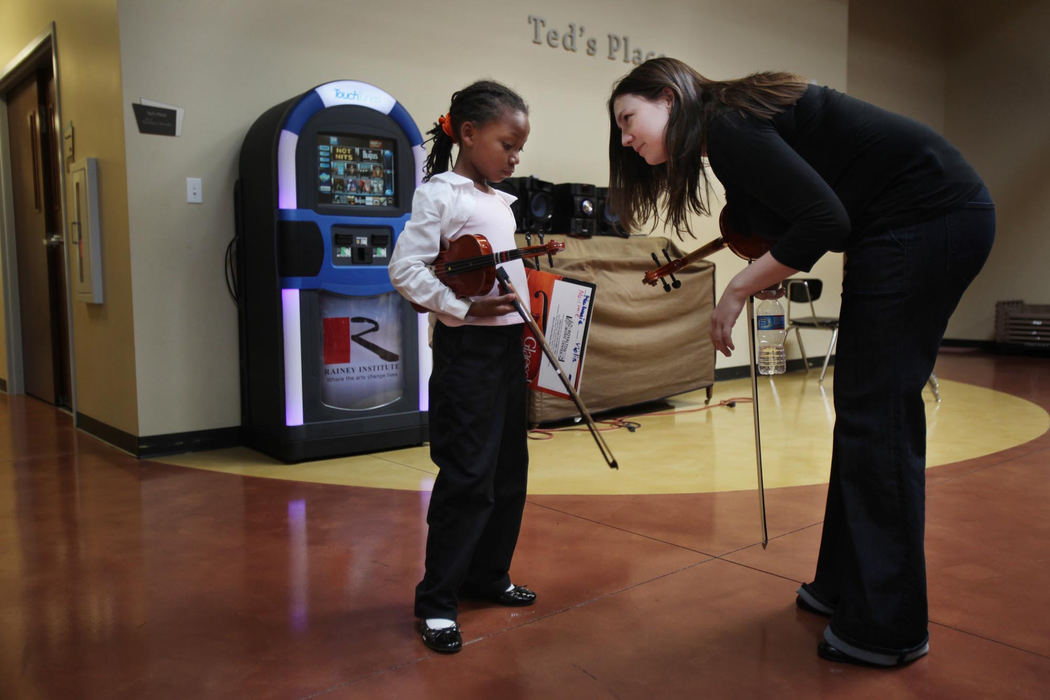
[437,113,455,141]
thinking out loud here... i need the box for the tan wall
[943,0,1050,339]
[847,0,948,131]
[847,0,1050,342]
[0,1,138,434]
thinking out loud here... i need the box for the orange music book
[521,268,596,399]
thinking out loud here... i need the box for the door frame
[0,23,76,410]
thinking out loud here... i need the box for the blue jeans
[809,187,995,655]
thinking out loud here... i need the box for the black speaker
[493,176,554,233]
[552,183,598,238]
[595,186,628,237]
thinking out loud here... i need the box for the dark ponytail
[424,80,528,181]
[423,121,456,181]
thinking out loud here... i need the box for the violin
[643,207,771,290]
[412,234,565,313]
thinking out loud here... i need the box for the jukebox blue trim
[277,209,410,295]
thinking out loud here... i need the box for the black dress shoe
[496,584,536,607]
[420,622,462,654]
[818,641,878,666]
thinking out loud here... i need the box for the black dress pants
[414,321,529,621]
[809,188,995,655]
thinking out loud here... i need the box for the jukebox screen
[317,133,397,208]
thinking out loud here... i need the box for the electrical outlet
[186,177,203,204]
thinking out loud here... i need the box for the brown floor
[1,349,1048,699]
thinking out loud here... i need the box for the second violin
[643,207,770,290]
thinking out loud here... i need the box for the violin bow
[745,294,769,548]
[495,268,619,470]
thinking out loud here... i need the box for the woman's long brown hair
[608,57,807,236]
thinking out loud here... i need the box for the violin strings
[440,247,548,275]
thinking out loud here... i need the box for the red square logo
[323,317,351,364]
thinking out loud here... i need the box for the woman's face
[613,91,672,165]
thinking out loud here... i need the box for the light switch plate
[186,177,202,204]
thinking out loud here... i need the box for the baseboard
[991,342,1050,357]
[75,412,139,454]
[941,338,996,351]
[712,339,1008,382]
[136,426,242,458]
[75,411,241,458]
[938,338,1046,355]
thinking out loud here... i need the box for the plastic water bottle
[756,296,787,375]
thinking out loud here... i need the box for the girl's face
[456,108,530,186]
[613,91,672,165]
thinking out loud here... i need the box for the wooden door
[5,69,70,407]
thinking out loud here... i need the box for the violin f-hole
[532,289,550,329]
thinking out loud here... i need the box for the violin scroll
[543,240,566,256]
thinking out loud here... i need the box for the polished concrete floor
[1,349,1048,698]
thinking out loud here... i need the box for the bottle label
[757,315,785,330]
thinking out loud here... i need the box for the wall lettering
[527,15,665,64]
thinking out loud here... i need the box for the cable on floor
[526,396,753,441]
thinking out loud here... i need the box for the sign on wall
[527,15,665,64]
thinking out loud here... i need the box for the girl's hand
[468,293,518,317]
[711,288,747,357]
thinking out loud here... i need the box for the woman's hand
[468,293,518,317]
[711,288,747,357]
[709,252,798,358]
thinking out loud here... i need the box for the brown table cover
[516,234,715,424]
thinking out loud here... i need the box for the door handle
[43,233,63,248]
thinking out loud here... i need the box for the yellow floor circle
[162,373,1048,495]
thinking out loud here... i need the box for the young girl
[608,58,994,667]
[388,80,536,654]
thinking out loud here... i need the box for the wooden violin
[412,234,565,312]
[643,207,771,289]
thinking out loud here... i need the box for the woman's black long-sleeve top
[706,84,983,272]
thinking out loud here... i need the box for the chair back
[787,278,823,303]
[783,277,839,382]
[786,278,824,323]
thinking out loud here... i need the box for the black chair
[785,278,839,382]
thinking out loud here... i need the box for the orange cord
[526,397,753,441]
